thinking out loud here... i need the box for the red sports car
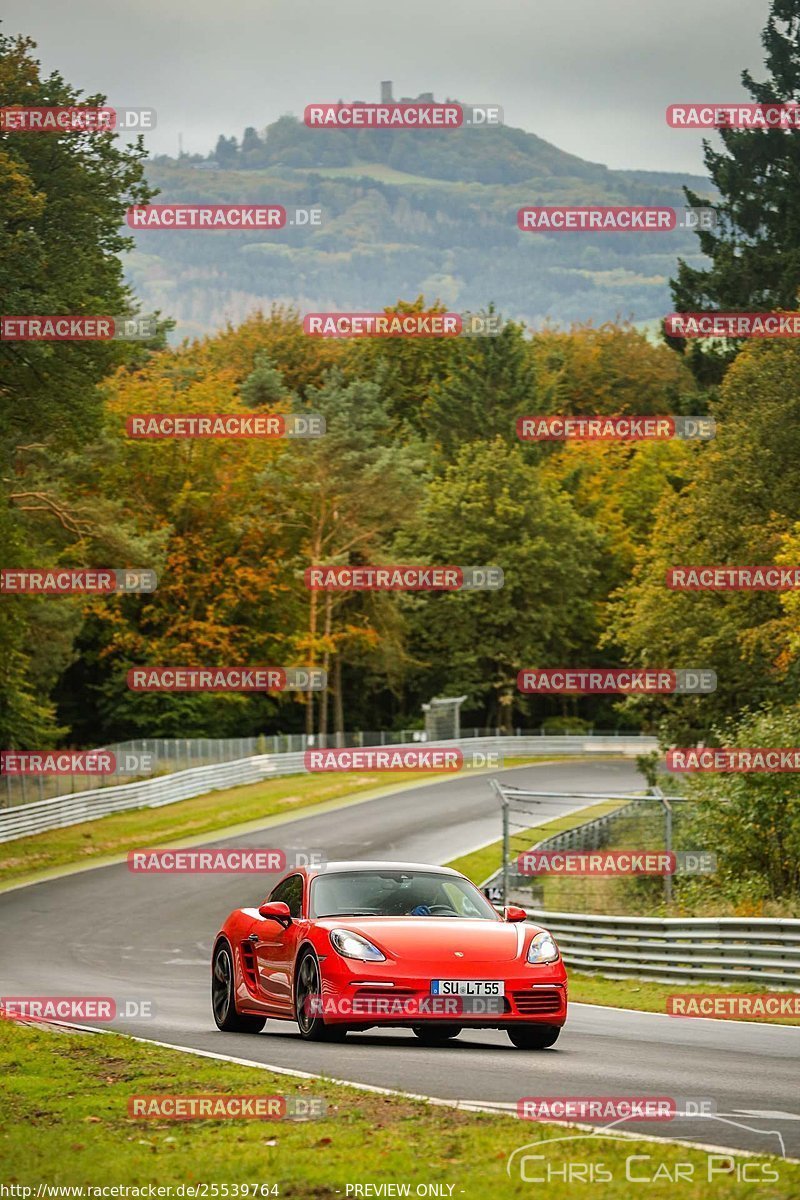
[212,860,567,1048]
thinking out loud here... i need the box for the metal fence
[0,734,657,843]
[488,779,679,903]
[1,727,653,809]
[528,909,800,987]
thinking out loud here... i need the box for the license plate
[430,980,504,997]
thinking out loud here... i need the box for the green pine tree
[669,0,800,381]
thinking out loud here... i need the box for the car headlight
[527,930,559,964]
[330,929,386,961]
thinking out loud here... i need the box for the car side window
[269,873,304,918]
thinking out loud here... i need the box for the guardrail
[0,734,656,844]
[529,909,800,987]
[1,727,654,808]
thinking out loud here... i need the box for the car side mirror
[258,901,292,926]
[504,905,527,923]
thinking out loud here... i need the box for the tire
[212,941,266,1033]
[294,949,348,1042]
[507,1023,561,1049]
[412,1025,462,1044]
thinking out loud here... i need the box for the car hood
[319,917,527,963]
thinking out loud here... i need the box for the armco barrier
[529,909,800,987]
[0,734,656,844]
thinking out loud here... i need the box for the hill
[129,112,714,339]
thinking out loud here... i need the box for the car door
[253,873,305,1013]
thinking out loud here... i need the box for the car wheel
[212,942,266,1033]
[295,949,347,1041]
[507,1023,561,1049]
[412,1025,462,1045]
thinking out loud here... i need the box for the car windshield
[310,870,501,920]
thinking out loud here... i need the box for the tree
[530,323,702,416]
[669,1,800,380]
[395,438,603,728]
[259,370,424,740]
[214,134,239,166]
[678,704,800,909]
[343,298,463,434]
[424,311,538,456]
[0,33,156,747]
[68,348,293,741]
[606,338,800,741]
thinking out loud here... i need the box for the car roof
[308,860,462,878]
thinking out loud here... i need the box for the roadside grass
[565,972,800,1026]
[447,797,629,885]
[0,756,567,890]
[0,1018,793,1197]
[0,770,451,889]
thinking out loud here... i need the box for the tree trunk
[318,592,333,748]
[306,571,318,739]
[333,655,344,747]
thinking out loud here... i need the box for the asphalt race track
[1,760,798,1160]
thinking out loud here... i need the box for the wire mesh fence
[486,780,700,914]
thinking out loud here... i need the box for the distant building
[380,80,394,103]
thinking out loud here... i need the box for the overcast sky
[2,0,768,174]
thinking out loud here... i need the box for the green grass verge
[0,757,567,890]
[0,770,452,889]
[447,797,629,885]
[566,971,800,1026]
[1,1018,793,1196]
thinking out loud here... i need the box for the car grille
[511,988,564,1015]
